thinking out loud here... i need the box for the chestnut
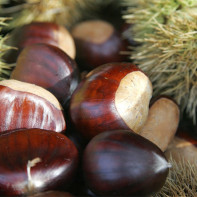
[0,128,78,196]
[83,130,170,196]
[165,130,197,166]
[139,96,180,151]
[5,22,76,63]
[71,19,128,70]
[11,43,80,107]
[29,191,74,197]
[69,62,152,140]
[0,79,66,133]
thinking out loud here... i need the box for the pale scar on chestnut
[71,20,114,44]
[115,71,153,132]
[58,26,76,59]
[0,79,62,110]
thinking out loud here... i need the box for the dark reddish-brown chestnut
[83,130,170,196]
[0,128,78,196]
[69,62,152,140]
[30,191,74,197]
[11,43,80,107]
[139,96,180,151]
[71,20,128,70]
[5,22,76,63]
[0,79,66,133]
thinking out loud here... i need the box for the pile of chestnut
[0,20,180,196]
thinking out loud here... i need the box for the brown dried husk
[153,157,197,197]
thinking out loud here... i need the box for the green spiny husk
[123,0,197,123]
[0,0,122,29]
[0,0,92,28]
[0,17,14,79]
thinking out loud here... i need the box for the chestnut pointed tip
[83,130,169,196]
[167,163,172,168]
[153,152,171,173]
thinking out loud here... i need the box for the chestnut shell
[0,128,78,196]
[0,81,66,133]
[69,62,152,140]
[11,43,80,107]
[4,22,75,63]
[83,130,169,196]
[74,30,127,70]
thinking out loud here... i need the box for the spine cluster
[123,0,197,123]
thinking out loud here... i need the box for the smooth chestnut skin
[0,79,66,133]
[71,20,128,70]
[83,130,170,196]
[69,62,152,140]
[0,128,78,196]
[30,191,74,197]
[5,22,76,63]
[11,43,80,107]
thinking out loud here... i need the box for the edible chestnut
[165,129,197,166]
[71,20,128,70]
[0,79,66,133]
[30,191,74,197]
[11,43,80,107]
[0,128,78,196]
[83,130,170,196]
[5,22,76,63]
[69,62,152,140]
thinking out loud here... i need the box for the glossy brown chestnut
[29,191,74,197]
[71,20,128,70]
[11,43,80,107]
[0,79,66,133]
[0,128,78,196]
[83,130,170,196]
[5,22,76,63]
[69,62,152,140]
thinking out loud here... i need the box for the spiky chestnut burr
[0,0,123,29]
[152,157,197,197]
[0,17,14,79]
[122,0,197,123]
[0,0,93,29]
